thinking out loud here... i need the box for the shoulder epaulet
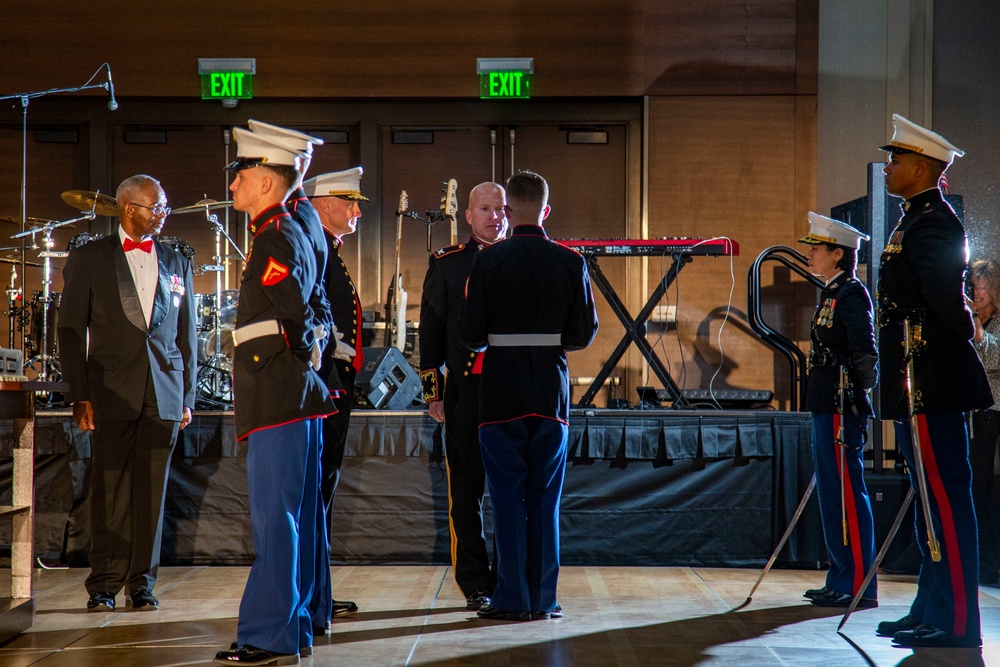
[433,243,466,259]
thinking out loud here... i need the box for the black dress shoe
[532,604,564,620]
[331,599,358,618]
[214,645,299,666]
[126,587,159,611]
[803,586,829,600]
[465,590,491,610]
[810,591,877,608]
[313,620,332,635]
[892,624,982,648]
[232,641,310,657]
[876,613,921,637]
[87,591,115,612]
[476,604,532,621]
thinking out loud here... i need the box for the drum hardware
[5,264,25,349]
[10,209,95,382]
[157,236,197,262]
[60,190,119,217]
[185,200,243,407]
[66,231,105,252]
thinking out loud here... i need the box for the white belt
[487,333,562,347]
[232,320,283,346]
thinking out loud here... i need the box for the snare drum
[193,293,215,332]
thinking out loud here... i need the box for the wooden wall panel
[643,0,805,95]
[1,2,813,99]
[645,95,816,407]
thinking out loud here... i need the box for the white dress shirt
[118,226,158,328]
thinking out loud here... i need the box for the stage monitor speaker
[355,347,422,410]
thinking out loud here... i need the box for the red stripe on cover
[834,414,865,594]
[916,415,968,636]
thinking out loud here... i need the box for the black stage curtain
[0,410,824,568]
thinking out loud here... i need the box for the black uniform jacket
[877,188,993,419]
[58,234,197,421]
[804,272,878,416]
[287,188,333,351]
[457,224,599,425]
[419,237,487,402]
[318,235,364,386]
[233,203,337,439]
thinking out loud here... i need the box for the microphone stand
[0,63,114,355]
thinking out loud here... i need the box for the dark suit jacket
[57,234,197,421]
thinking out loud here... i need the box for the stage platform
[0,408,827,568]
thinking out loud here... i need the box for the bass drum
[197,290,238,363]
[66,232,104,251]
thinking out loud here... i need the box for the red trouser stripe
[916,415,967,636]
[834,414,865,594]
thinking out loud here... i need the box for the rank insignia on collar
[261,257,290,286]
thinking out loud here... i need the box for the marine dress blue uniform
[232,202,338,656]
[458,224,598,616]
[878,187,993,644]
[420,237,497,601]
[805,270,879,604]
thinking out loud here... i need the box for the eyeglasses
[131,202,171,217]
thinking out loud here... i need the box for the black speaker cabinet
[865,471,918,568]
[354,347,422,410]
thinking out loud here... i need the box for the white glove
[333,328,356,362]
[310,325,328,371]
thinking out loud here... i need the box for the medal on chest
[883,227,905,256]
[816,297,837,328]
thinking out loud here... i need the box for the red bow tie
[123,238,153,253]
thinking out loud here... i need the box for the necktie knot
[124,238,153,253]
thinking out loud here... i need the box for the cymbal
[61,190,119,217]
[0,216,56,226]
[172,199,234,215]
[0,254,41,268]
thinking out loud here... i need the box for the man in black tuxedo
[58,174,196,613]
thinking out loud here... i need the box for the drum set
[1,191,244,409]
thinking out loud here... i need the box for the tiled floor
[0,565,998,666]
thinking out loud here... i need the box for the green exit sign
[480,71,530,99]
[201,72,253,100]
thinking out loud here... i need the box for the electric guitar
[385,191,408,352]
[441,179,459,245]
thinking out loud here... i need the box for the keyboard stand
[577,252,691,408]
